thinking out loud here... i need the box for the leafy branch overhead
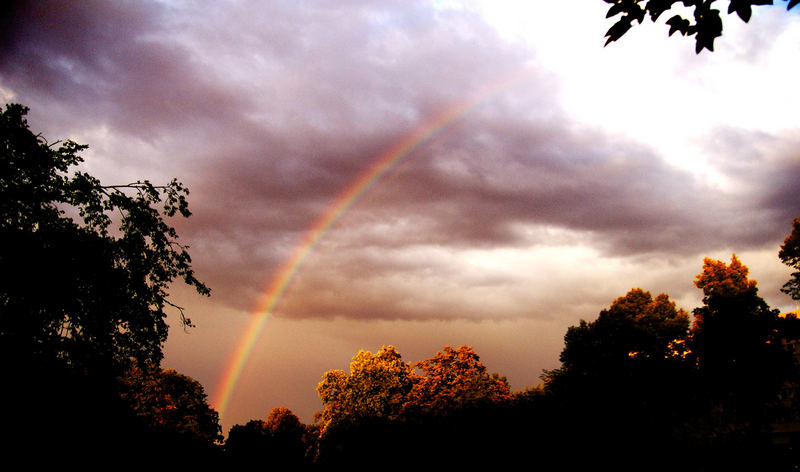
[603,0,799,53]
[0,103,209,368]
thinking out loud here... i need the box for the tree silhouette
[690,255,798,433]
[225,408,313,468]
[0,102,210,463]
[544,288,690,396]
[542,288,694,469]
[603,0,799,53]
[779,217,800,301]
[0,103,209,370]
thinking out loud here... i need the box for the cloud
[1,0,797,323]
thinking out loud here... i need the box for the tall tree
[602,0,799,53]
[0,102,210,462]
[541,288,693,468]
[690,254,797,431]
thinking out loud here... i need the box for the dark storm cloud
[326,115,727,255]
[0,0,249,139]
[1,1,794,319]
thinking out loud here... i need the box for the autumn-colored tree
[117,361,222,445]
[689,254,797,434]
[315,345,416,432]
[405,345,512,416]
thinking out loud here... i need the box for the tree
[779,217,800,301]
[315,345,416,432]
[541,288,693,468]
[264,407,313,466]
[0,102,210,463]
[225,408,313,467]
[225,420,268,461]
[405,345,512,416]
[690,255,797,429]
[0,103,209,370]
[603,0,799,53]
[117,361,222,445]
[544,287,690,395]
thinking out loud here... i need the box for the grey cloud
[2,1,793,321]
[698,127,800,246]
[0,0,249,140]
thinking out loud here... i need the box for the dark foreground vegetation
[3,102,800,470]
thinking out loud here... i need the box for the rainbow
[212,67,536,422]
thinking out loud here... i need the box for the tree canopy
[689,254,799,433]
[225,407,312,467]
[0,103,209,370]
[0,102,215,464]
[117,361,222,444]
[779,217,800,301]
[544,287,690,396]
[315,345,416,431]
[406,345,512,415]
[603,0,800,53]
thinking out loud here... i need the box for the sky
[2,0,800,433]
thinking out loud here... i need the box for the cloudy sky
[3,0,800,432]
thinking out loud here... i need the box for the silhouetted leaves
[779,218,800,301]
[0,103,209,370]
[225,408,314,468]
[0,102,218,464]
[603,0,799,53]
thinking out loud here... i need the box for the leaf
[606,2,628,18]
[790,0,800,9]
[648,0,680,21]
[666,15,691,36]
[631,4,646,23]
[728,0,752,23]
[605,18,634,45]
[694,7,722,53]
[696,37,714,53]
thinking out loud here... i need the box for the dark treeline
[3,101,800,470]
[225,251,800,470]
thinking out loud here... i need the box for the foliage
[225,408,313,467]
[544,287,690,395]
[225,420,268,459]
[315,345,416,431]
[117,361,222,444]
[779,217,800,301]
[690,254,799,433]
[603,0,800,53]
[0,102,214,464]
[405,345,512,416]
[0,103,209,370]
